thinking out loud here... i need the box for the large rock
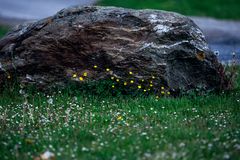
[0,6,226,91]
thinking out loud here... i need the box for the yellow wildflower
[138,85,142,89]
[150,84,153,87]
[93,65,98,69]
[144,89,147,92]
[161,86,164,90]
[111,77,115,80]
[106,68,110,72]
[129,71,133,75]
[167,91,171,95]
[112,85,115,88]
[152,76,155,79]
[124,82,127,86]
[130,80,134,84]
[161,91,165,95]
[117,116,123,121]
[79,77,84,81]
[83,72,88,77]
[116,79,120,82]
[148,88,151,91]
[150,81,153,83]
[141,79,144,82]
[156,96,159,99]
[72,74,77,78]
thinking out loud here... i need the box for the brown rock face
[0,6,225,91]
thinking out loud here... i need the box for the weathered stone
[0,6,226,91]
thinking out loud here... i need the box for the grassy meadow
[0,67,240,160]
[98,0,240,20]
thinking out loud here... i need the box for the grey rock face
[0,6,226,91]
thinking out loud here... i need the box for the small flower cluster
[72,71,88,81]
[71,65,171,98]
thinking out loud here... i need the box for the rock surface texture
[0,6,225,91]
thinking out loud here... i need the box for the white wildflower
[40,150,55,160]
[47,98,53,105]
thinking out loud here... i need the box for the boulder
[0,6,226,91]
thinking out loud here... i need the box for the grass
[0,68,240,160]
[0,26,9,38]
[98,0,240,20]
